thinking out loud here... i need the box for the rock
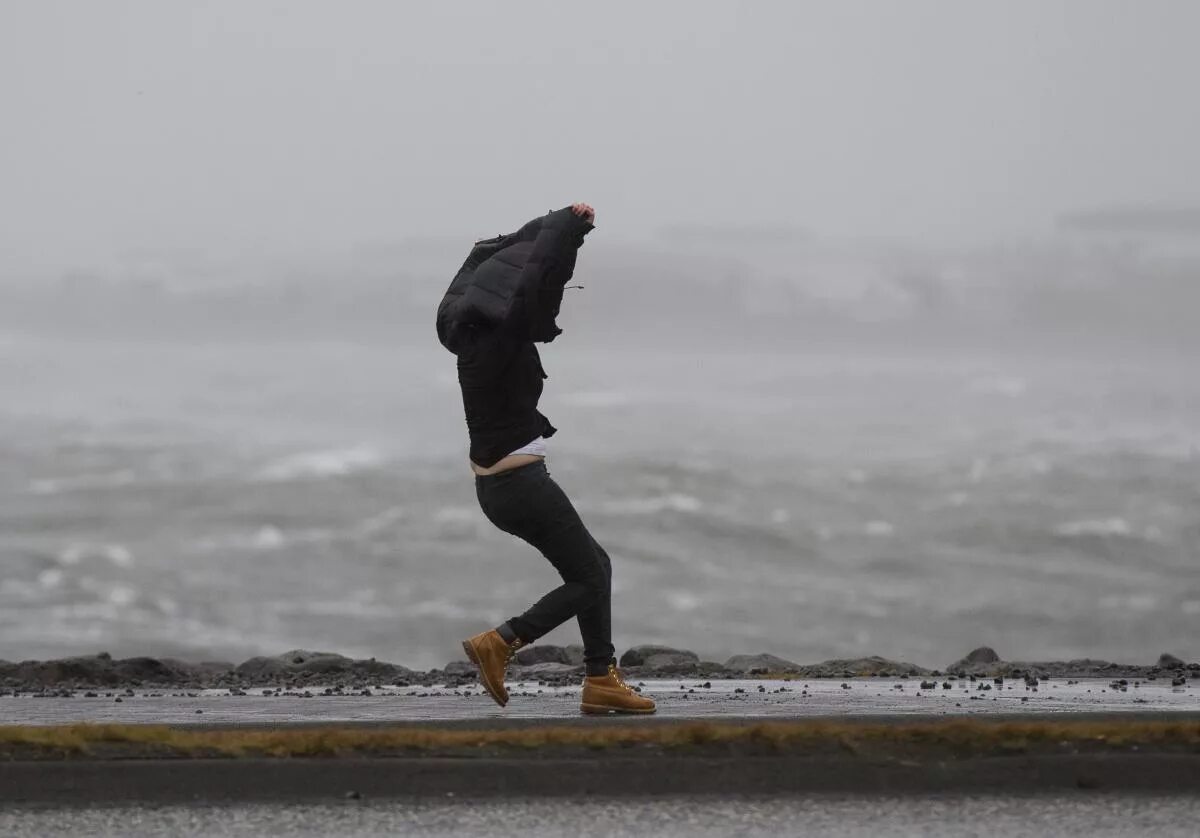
[4,654,213,688]
[796,656,931,678]
[234,650,414,684]
[1157,653,1185,669]
[513,662,583,677]
[947,646,1001,672]
[165,658,235,678]
[515,645,585,667]
[619,645,699,669]
[723,653,800,673]
[440,661,476,677]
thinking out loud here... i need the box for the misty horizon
[4,0,1200,283]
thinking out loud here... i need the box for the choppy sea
[1,332,1197,670]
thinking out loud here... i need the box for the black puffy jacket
[436,207,594,467]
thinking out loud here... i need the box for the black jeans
[475,459,614,676]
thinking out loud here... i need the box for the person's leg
[475,462,612,675]
[574,533,614,674]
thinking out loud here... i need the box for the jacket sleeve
[512,207,594,342]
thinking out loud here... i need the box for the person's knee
[578,564,609,603]
[591,539,613,580]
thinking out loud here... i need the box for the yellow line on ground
[2,718,1199,759]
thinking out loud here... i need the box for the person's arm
[517,204,595,342]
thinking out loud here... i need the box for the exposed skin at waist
[470,453,545,476]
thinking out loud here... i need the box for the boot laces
[608,663,635,694]
[504,637,526,666]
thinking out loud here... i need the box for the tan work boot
[581,662,657,715]
[461,628,525,707]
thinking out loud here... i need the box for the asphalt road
[4,794,1200,837]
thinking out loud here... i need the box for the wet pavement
[4,677,1198,726]
[3,793,1200,837]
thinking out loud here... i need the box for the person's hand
[571,202,595,224]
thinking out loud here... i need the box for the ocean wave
[28,470,138,495]
[269,597,395,619]
[433,505,478,525]
[601,493,703,515]
[254,446,386,481]
[352,506,407,536]
[1097,593,1158,611]
[58,543,135,568]
[191,526,335,553]
[864,520,895,537]
[37,568,65,589]
[407,598,474,619]
[665,590,702,611]
[1054,518,1133,538]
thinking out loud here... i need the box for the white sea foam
[58,543,135,567]
[253,526,286,550]
[602,494,703,515]
[666,591,701,611]
[107,584,137,606]
[38,568,64,588]
[29,470,137,495]
[270,598,394,618]
[433,505,478,525]
[353,506,407,535]
[155,596,180,616]
[864,520,895,537]
[1055,518,1133,538]
[255,446,385,481]
[0,579,39,599]
[408,598,474,619]
[192,526,333,553]
[1098,593,1157,611]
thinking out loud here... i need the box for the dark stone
[619,645,699,669]
[795,656,930,678]
[3,653,215,689]
[440,661,475,677]
[512,662,583,677]
[1157,653,1185,669]
[724,653,800,673]
[947,646,1001,673]
[514,645,585,667]
[234,650,414,685]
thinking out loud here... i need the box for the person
[435,202,655,715]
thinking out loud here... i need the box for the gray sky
[2,0,1198,280]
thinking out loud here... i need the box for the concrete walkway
[4,677,1197,727]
